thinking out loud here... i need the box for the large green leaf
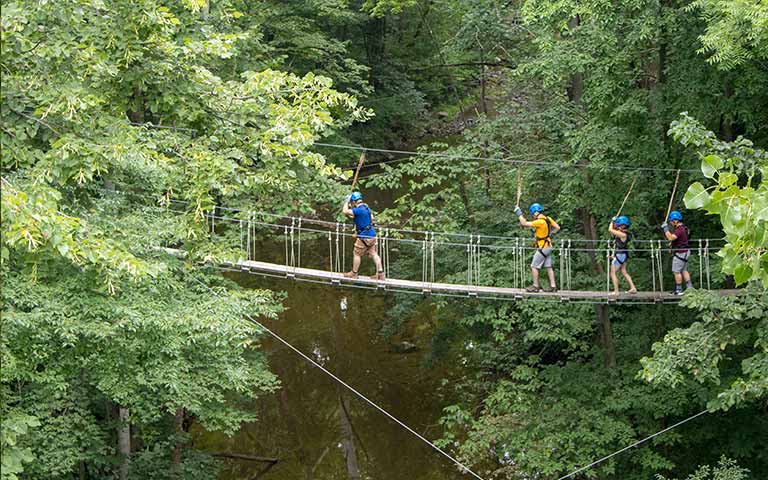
[701,154,723,179]
[684,182,711,209]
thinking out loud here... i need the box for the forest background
[1,0,766,479]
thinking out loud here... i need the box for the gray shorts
[672,250,690,273]
[531,247,553,269]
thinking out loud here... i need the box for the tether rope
[312,142,700,174]
[97,186,726,247]
[190,276,489,480]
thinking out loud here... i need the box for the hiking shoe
[543,286,558,293]
[372,272,386,280]
[525,285,542,293]
[673,288,684,296]
[627,289,638,295]
[343,271,359,279]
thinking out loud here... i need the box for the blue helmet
[529,203,544,215]
[668,210,683,222]
[350,191,363,202]
[615,215,631,227]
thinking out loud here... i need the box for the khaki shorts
[672,250,690,273]
[354,237,377,257]
[531,247,553,269]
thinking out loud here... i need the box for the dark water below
[192,272,462,480]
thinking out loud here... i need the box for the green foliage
[362,0,417,17]
[0,410,39,480]
[657,456,750,480]
[640,287,768,410]
[688,0,768,69]
[0,0,372,477]
[670,113,768,287]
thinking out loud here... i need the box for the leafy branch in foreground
[670,113,768,287]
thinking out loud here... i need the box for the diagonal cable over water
[191,276,489,480]
[557,409,709,479]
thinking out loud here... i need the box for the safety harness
[671,224,691,264]
[614,231,632,265]
[533,215,553,257]
[354,203,376,247]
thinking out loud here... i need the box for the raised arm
[661,222,677,241]
[342,198,354,218]
[514,205,534,228]
[608,223,627,241]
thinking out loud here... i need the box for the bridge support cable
[191,278,489,480]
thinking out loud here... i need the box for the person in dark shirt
[342,191,385,280]
[662,210,693,295]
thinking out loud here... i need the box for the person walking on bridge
[515,203,560,292]
[608,216,638,296]
[343,191,385,280]
[662,210,693,295]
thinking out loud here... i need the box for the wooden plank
[223,259,743,304]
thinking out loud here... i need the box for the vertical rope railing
[657,240,665,293]
[605,240,612,295]
[251,211,256,261]
[386,228,391,278]
[342,222,346,273]
[239,218,244,258]
[565,239,572,290]
[284,224,290,269]
[559,240,564,291]
[246,212,252,261]
[705,239,711,290]
[328,231,334,272]
[334,223,341,273]
[520,239,526,289]
[297,217,302,268]
[422,234,429,287]
[651,241,657,293]
[698,239,703,287]
[473,235,480,286]
[289,217,296,268]
[430,232,436,283]
[466,234,473,286]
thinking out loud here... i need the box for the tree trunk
[595,305,616,369]
[278,390,313,479]
[479,51,488,116]
[578,209,603,275]
[337,395,362,480]
[720,82,734,141]
[566,17,584,103]
[118,407,131,480]
[202,0,210,19]
[171,407,185,476]
[458,181,475,228]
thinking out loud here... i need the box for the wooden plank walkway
[221,259,742,304]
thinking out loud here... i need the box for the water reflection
[193,274,462,480]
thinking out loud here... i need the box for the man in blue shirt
[342,191,385,280]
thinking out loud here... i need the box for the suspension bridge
[191,203,742,305]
